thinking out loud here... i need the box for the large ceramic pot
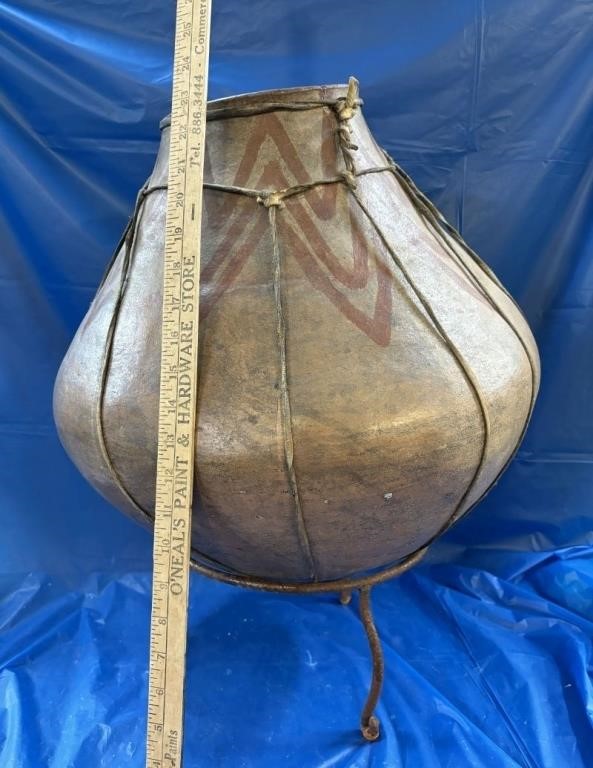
[54,80,540,587]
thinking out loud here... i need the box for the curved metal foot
[339,589,352,606]
[358,586,384,742]
[361,714,381,742]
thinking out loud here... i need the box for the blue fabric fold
[1,0,592,765]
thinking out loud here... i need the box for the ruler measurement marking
[158,22,191,763]
[146,1,211,766]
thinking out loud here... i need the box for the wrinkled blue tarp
[1,1,592,766]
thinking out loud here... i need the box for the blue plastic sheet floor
[2,550,592,768]
[3,0,593,765]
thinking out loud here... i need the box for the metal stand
[358,587,384,741]
[190,547,428,743]
[339,589,352,606]
[339,586,383,741]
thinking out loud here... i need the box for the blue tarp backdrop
[1,1,593,766]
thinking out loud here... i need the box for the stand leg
[358,586,384,741]
[339,589,352,606]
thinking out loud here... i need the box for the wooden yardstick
[145,1,212,766]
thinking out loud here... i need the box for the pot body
[54,83,540,584]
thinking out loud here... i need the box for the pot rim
[159,82,352,129]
